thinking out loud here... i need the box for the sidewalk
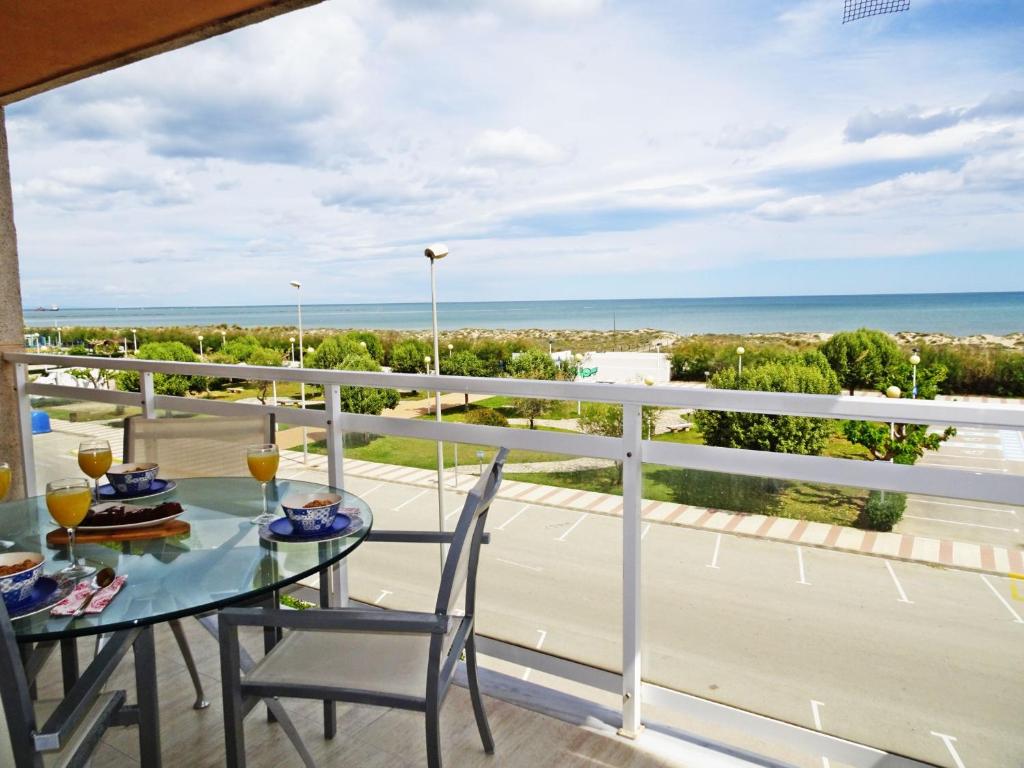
[45,417,1024,577]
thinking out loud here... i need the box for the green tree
[115,341,206,396]
[820,329,903,396]
[242,347,284,404]
[308,335,366,370]
[841,363,956,464]
[389,339,432,373]
[578,403,658,481]
[506,349,557,429]
[441,350,486,409]
[694,360,841,455]
[334,354,400,415]
[345,331,384,363]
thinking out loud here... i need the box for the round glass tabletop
[0,477,372,641]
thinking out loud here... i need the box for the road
[28,427,1024,767]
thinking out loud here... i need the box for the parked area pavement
[29,418,1024,766]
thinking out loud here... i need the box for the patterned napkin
[50,576,128,616]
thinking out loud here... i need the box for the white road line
[912,499,1017,515]
[930,731,966,768]
[444,506,462,521]
[979,575,1024,624]
[359,483,384,497]
[497,504,531,531]
[556,513,587,542]
[394,489,429,511]
[373,590,392,605]
[884,561,913,604]
[707,533,722,569]
[522,629,547,681]
[496,558,543,573]
[796,547,811,586]
[641,524,651,540]
[903,514,1019,533]
[809,700,830,768]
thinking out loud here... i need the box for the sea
[22,292,1024,336]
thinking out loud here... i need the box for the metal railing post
[140,371,156,418]
[620,403,643,738]
[14,363,36,496]
[323,383,347,607]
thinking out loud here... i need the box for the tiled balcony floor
[29,620,729,768]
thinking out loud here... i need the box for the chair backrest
[435,448,508,618]
[0,601,38,767]
[123,414,275,478]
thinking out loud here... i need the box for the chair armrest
[34,630,136,751]
[218,606,448,634]
[367,530,491,545]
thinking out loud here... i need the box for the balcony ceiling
[0,0,323,106]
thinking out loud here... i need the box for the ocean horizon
[22,291,1024,337]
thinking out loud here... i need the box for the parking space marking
[496,558,543,573]
[394,489,430,511]
[707,534,722,569]
[556,513,587,542]
[641,524,651,541]
[930,731,966,768]
[359,483,384,497]
[374,589,392,605]
[884,561,913,604]
[912,499,1017,515]
[980,575,1024,623]
[903,514,1019,533]
[523,629,547,681]
[809,700,830,768]
[797,547,811,585]
[497,504,531,531]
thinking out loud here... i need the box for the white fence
[7,351,1024,768]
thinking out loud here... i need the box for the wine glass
[0,462,10,501]
[78,439,112,502]
[247,444,279,526]
[46,478,96,579]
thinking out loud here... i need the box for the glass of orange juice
[78,439,112,502]
[247,444,279,525]
[46,478,95,578]
[0,462,11,501]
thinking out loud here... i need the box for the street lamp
[547,337,554,355]
[220,330,227,350]
[643,376,654,438]
[909,349,921,399]
[425,244,448,552]
[447,343,453,359]
[130,329,137,353]
[289,337,295,364]
[56,326,62,348]
[574,353,584,415]
[290,280,307,464]
[736,346,745,379]
[197,334,204,358]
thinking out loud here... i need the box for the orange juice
[247,453,279,483]
[46,486,92,528]
[78,448,112,479]
[0,465,10,500]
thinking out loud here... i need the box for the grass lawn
[473,396,579,420]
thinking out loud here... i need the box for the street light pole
[197,334,204,358]
[290,280,307,464]
[736,345,745,380]
[130,328,136,353]
[289,337,295,364]
[425,244,448,566]
[910,350,920,399]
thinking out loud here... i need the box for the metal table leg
[133,625,162,767]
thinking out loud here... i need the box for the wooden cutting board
[46,520,191,547]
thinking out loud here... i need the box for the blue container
[30,411,51,435]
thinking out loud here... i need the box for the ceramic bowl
[0,552,45,610]
[105,463,159,494]
[280,492,342,534]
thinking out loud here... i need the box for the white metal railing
[7,351,1024,767]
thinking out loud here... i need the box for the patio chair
[218,447,509,768]
[0,599,127,768]
[123,413,276,710]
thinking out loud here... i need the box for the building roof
[0,0,322,105]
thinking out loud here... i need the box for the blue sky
[6,0,1024,307]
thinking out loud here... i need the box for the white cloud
[467,128,565,166]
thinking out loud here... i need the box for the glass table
[0,477,373,766]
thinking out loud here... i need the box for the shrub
[821,329,903,395]
[115,341,207,396]
[464,408,509,427]
[861,490,906,531]
[389,339,432,373]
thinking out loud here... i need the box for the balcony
[6,350,1024,768]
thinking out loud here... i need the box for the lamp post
[643,376,654,439]
[736,346,745,380]
[130,328,137,354]
[290,280,307,464]
[447,343,453,359]
[360,340,368,354]
[220,330,226,350]
[574,353,584,415]
[425,244,448,557]
[547,337,553,355]
[289,337,295,364]
[123,335,129,357]
[56,326,62,349]
[197,334,204,358]
[909,350,920,399]
[704,370,710,385]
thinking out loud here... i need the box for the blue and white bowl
[105,463,159,495]
[0,552,45,610]
[281,492,343,535]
